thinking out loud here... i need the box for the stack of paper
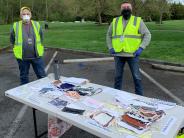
[91,112,114,127]
[119,104,166,134]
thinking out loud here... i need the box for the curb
[47,47,184,73]
[47,47,184,66]
[2,46,184,73]
[152,64,184,73]
[141,58,184,67]
[48,47,108,58]
[0,46,11,53]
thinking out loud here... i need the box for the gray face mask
[121,9,132,20]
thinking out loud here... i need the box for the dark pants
[45,24,48,30]
[17,58,46,85]
[114,56,143,96]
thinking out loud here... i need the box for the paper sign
[82,97,104,109]
[161,116,177,135]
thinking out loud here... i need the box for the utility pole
[46,0,48,20]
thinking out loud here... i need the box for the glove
[134,47,143,57]
[109,48,116,54]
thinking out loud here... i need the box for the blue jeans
[114,56,143,95]
[17,58,46,85]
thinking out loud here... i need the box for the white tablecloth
[5,76,184,138]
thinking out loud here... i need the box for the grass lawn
[0,24,11,48]
[0,20,184,64]
[146,20,184,30]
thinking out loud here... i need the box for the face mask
[121,9,132,20]
[22,15,31,22]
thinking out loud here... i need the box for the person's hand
[134,47,143,57]
[109,48,116,54]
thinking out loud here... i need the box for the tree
[139,0,170,23]
[0,0,183,24]
[77,0,117,24]
[170,3,184,19]
[157,0,170,24]
[46,0,48,20]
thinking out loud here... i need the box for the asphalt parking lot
[0,48,184,138]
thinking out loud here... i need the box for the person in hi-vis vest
[10,7,46,85]
[106,1,151,95]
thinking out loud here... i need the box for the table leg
[32,108,48,138]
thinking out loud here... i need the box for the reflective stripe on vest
[112,15,142,53]
[13,20,44,59]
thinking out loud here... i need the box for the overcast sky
[173,0,184,4]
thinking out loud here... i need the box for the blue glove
[134,47,143,57]
[109,48,116,54]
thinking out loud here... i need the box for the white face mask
[22,15,31,22]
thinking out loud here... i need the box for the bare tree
[45,0,48,20]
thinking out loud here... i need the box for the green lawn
[43,23,108,53]
[0,24,11,48]
[0,20,184,64]
[146,20,184,30]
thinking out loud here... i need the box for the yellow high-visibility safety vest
[112,15,142,53]
[176,134,184,138]
[177,134,184,138]
[13,20,44,59]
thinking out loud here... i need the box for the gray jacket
[106,16,151,57]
